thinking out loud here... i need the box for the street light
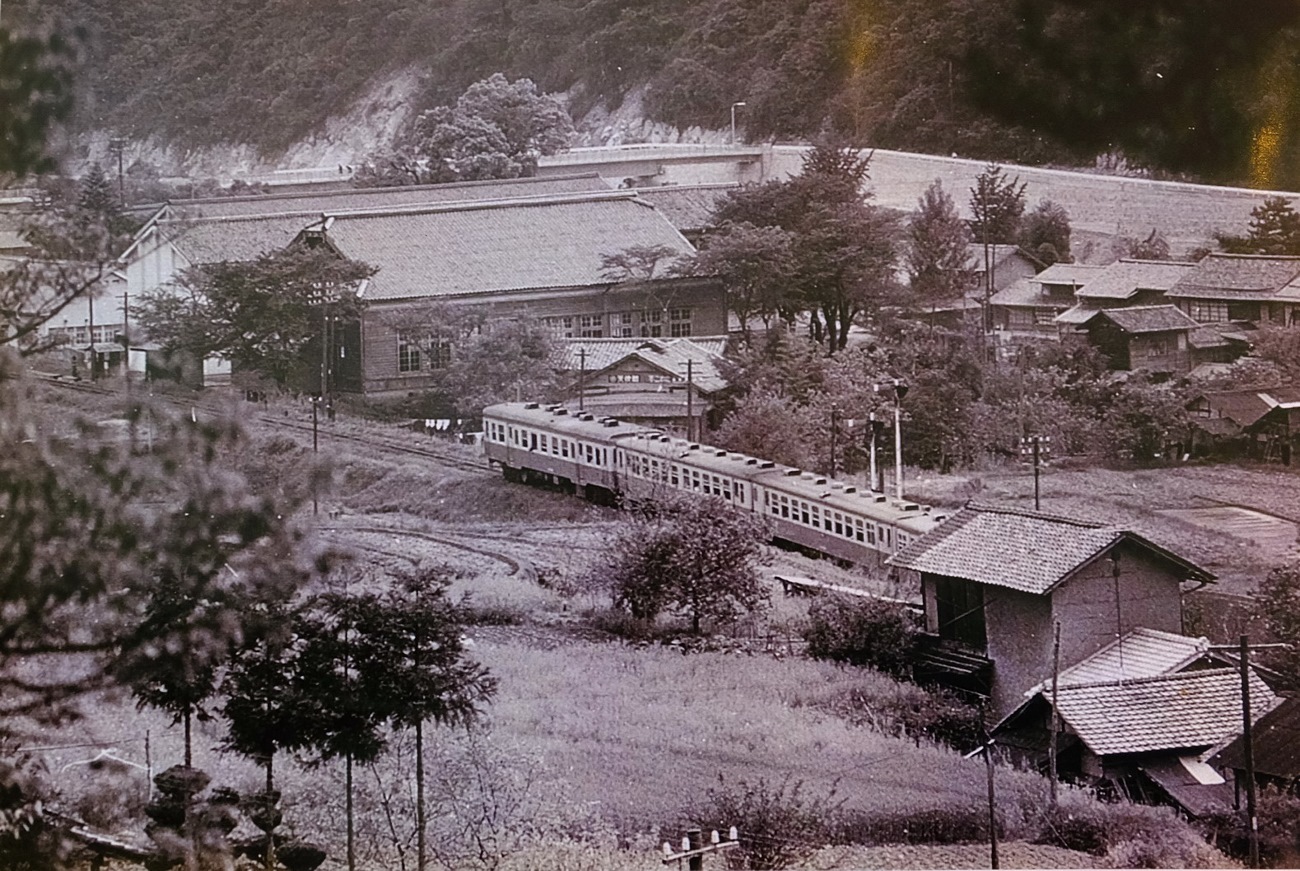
[730,101,747,146]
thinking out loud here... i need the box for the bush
[813,681,985,752]
[686,777,841,871]
[802,594,918,678]
[834,804,993,846]
[1034,793,1224,865]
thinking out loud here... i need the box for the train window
[866,524,876,545]
[898,533,909,549]
[833,513,843,536]
[670,466,680,487]
[883,527,893,549]
[823,512,832,532]
[540,434,549,452]
[722,480,732,499]
[780,496,789,518]
[800,502,809,525]
[735,485,743,504]
[529,432,538,451]
[810,506,820,528]
[854,518,865,542]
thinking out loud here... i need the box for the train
[481,402,948,566]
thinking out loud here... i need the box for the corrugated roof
[887,504,1213,593]
[161,173,613,220]
[1034,263,1104,287]
[634,184,737,232]
[165,214,313,264]
[1078,259,1196,300]
[1029,628,1212,695]
[1095,304,1199,333]
[1055,669,1276,756]
[1169,253,1300,300]
[316,192,696,301]
[1212,696,1300,778]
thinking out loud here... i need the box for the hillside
[15,0,1300,187]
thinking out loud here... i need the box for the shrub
[814,681,985,752]
[687,777,841,871]
[834,804,993,845]
[1106,828,1230,869]
[802,594,918,678]
[1034,792,1222,865]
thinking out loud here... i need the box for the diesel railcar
[481,402,945,565]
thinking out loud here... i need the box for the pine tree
[1245,196,1300,255]
[969,164,1027,331]
[906,179,973,309]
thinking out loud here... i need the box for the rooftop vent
[815,477,827,485]
[746,458,758,465]
[604,420,619,427]
[874,495,887,503]
[715,450,727,457]
[843,486,857,493]
[688,444,701,451]
[760,461,775,469]
[901,502,920,511]
[581,414,595,421]
[784,468,801,477]
[524,402,540,410]
[830,481,842,489]
[554,408,569,415]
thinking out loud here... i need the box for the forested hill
[15,0,1300,188]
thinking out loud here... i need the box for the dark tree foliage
[1255,561,1300,679]
[803,594,917,678]
[607,495,771,634]
[906,179,973,308]
[969,164,1027,328]
[687,222,796,344]
[439,317,561,416]
[1017,199,1072,266]
[0,25,77,179]
[135,247,373,392]
[965,0,1300,186]
[1218,196,1300,256]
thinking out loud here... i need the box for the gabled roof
[1187,325,1232,349]
[633,184,737,233]
[306,191,696,301]
[1087,304,1200,334]
[1051,669,1276,756]
[1033,262,1103,287]
[1169,253,1300,301]
[966,243,1042,272]
[153,173,613,220]
[1212,695,1300,779]
[1077,259,1196,300]
[577,337,728,393]
[164,214,315,264]
[1192,386,1300,428]
[561,336,727,373]
[1027,628,1214,696]
[887,504,1214,594]
[988,277,1051,307]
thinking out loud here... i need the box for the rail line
[318,524,532,580]
[33,373,492,474]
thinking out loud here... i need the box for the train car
[481,402,946,564]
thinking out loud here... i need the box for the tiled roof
[1212,695,1300,778]
[1169,253,1300,300]
[1054,669,1276,756]
[1033,262,1104,287]
[1055,303,1101,325]
[634,184,737,232]
[589,338,728,393]
[1028,628,1213,695]
[966,243,1041,272]
[1196,387,1300,427]
[560,336,727,372]
[1187,325,1231,349]
[1095,304,1199,334]
[988,277,1048,307]
[315,192,696,301]
[887,504,1213,593]
[164,214,314,264]
[159,173,613,220]
[1078,259,1196,300]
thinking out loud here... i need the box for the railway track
[33,373,492,475]
[318,523,534,581]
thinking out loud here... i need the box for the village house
[1186,385,1300,462]
[1211,695,1300,795]
[990,262,1101,348]
[1073,305,1202,376]
[1055,258,1196,333]
[562,336,728,436]
[993,646,1276,817]
[911,243,1042,331]
[886,504,1215,719]
[1166,253,1300,329]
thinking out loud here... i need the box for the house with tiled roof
[1166,253,1300,329]
[1186,385,1300,461]
[632,184,737,242]
[294,190,723,394]
[565,337,728,435]
[1074,304,1202,375]
[1211,695,1300,791]
[990,263,1102,347]
[1055,259,1196,331]
[994,668,1276,817]
[887,504,1215,718]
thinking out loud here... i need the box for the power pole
[122,289,130,389]
[830,402,838,478]
[661,827,739,870]
[868,412,882,493]
[87,290,96,381]
[1049,621,1061,809]
[578,347,586,412]
[892,379,908,500]
[1240,635,1260,870]
[1020,435,1051,511]
[686,359,695,441]
[985,740,999,869]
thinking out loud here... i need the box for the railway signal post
[891,379,908,501]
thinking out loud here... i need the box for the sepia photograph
[2,1,1299,868]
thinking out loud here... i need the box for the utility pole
[892,379,908,501]
[730,102,746,146]
[122,289,130,389]
[868,412,882,493]
[661,827,739,870]
[985,740,999,869]
[108,137,127,205]
[1240,635,1259,870]
[311,397,319,516]
[1020,435,1051,511]
[830,402,838,478]
[1049,621,1061,809]
[87,289,96,381]
[686,359,694,441]
[578,347,586,412]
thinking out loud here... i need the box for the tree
[689,223,796,345]
[605,496,770,634]
[803,594,917,678]
[0,26,77,180]
[136,247,374,392]
[1255,561,1300,678]
[377,570,497,871]
[366,74,574,186]
[1219,196,1300,255]
[969,164,1026,329]
[1018,199,1072,265]
[1113,229,1172,261]
[440,318,561,415]
[905,179,973,309]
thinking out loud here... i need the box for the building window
[1008,308,1035,328]
[429,339,452,370]
[544,316,575,338]
[614,311,635,338]
[669,308,692,337]
[935,576,987,650]
[641,309,663,338]
[397,334,421,373]
[577,314,603,338]
[1033,308,1057,326]
[1187,300,1229,323]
